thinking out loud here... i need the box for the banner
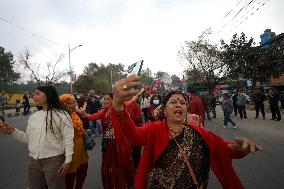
[153,80,160,92]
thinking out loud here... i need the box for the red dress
[126,102,142,168]
[87,109,135,189]
[189,96,205,126]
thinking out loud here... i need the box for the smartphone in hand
[125,60,144,90]
[126,60,143,77]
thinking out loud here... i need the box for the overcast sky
[1,0,283,80]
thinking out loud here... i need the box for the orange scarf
[59,94,86,136]
[71,112,86,136]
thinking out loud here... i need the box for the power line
[0,17,65,48]
[221,0,244,21]
[230,0,255,22]
[217,0,257,34]
[210,0,245,33]
[228,0,269,32]
[216,0,269,36]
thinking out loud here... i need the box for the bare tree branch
[18,50,41,84]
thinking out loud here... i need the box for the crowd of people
[0,75,270,189]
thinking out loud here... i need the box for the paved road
[0,106,283,189]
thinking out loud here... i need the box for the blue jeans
[89,121,97,134]
[224,111,236,126]
[96,120,102,134]
[89,120,102,135]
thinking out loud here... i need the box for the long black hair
[36,86,63,110]
[36,86,70,139]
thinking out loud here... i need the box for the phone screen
[126,60,143,76]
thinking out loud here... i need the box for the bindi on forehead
[170,94,184,100]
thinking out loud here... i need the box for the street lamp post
[68,44,82,94]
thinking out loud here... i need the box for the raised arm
[79,109,105,121]
[127,87,145,104]
[112,75,149,145]
[86,110,105,121]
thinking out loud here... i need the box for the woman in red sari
[81,93,135,189]
[111,75,263,189]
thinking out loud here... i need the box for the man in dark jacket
[76,91,90,129]
[200,91,212,121]
[232,91,238,116]
[86,91,102,134]
[269,87,281,121]
[23,92,30,115]
[252,88,266,119]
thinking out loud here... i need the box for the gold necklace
[169,126,184,135]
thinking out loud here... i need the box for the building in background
[260,29,284,91]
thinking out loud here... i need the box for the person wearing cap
[0,86,74,189]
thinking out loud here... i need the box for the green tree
[220,32,283,86]
[74,62,125,93]
[140,68,154,86]
[155,71,171,92]
[0,47,20,86]
[170,74,182,90]
[178,29,223,91]
[185,68,204,84]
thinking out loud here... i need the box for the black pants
[238,105,247,119]
[270,104,281,120]
[233,104,238,115]
[24,105,30,115]
[205,106,211,120]
[255,103,265,118]
[142,108,148,122]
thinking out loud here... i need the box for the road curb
[3,109,37,119]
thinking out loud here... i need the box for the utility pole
[68,44,82,94]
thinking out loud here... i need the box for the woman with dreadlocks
[0,86,74,189]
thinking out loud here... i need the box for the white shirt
[140,97,150,109]
[12,110,74,163]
